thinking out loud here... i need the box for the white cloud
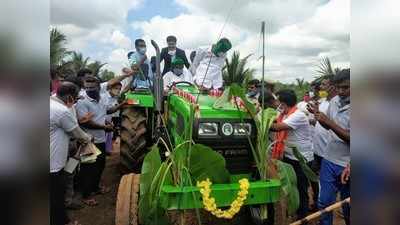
[110,30,132,49]
[132,14,245,50]
[175,0,328,33]
[51,0,142,28]
[51,0,350,83]
[107,48,129,73]
[132,0,349,82]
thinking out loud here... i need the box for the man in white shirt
[100,81,124,154]
[270,89,314,220]
[190,38,232,89]
[75,76,124,206]
[50,82,92,225]
[308,75,337,209]
[163,57,193,91]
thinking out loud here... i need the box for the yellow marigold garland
[197,178,250,219]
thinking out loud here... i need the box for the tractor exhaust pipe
[151,40,163,112]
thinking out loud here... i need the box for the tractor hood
[168,85,251,120]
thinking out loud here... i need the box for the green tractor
[116,41,285,225]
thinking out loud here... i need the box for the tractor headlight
[198,123,218,136]
[222,123,234,136]
[233,123,252,136]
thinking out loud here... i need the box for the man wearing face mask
[307,75,337,210]
[308,69,350,225]
[160,35,190,75]
[162,57,193,91]
[50,82,92,225]
[247,79,260,99]
[190,38,232,90]
[75,76,124,206]
[270,89,314,220]
[123,39,154,91]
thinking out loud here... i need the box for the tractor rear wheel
[120,107,149,173]
[116,173,140,225]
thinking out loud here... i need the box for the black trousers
[79,142,106,198]
[283,157,312,220]
[50,170,69,225]
[311,154,323,207]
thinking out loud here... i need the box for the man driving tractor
[163,57,193,91]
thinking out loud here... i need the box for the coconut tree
[99,69,115,81]
[314,57,342,84]
[67,51,90,75]
[50,28,72,76]
[295,78,305,88]
[222,51,255,86]
[87,60,107,76]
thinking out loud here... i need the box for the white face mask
[217,52,225,57]
[168,50,176,56]
[173,68,183,76]
[138,47,146,54]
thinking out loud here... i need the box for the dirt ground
[69,138,346,225]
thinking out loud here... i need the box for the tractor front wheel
[120,107,149,173]
[116,173,140,225]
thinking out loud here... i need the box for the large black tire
[120,107,149,173]
[116,173,140,225]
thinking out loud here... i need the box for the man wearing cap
[190,38,232,90]
[163,57,193,91]
[160,35,190,75]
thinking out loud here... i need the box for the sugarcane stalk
[290,197,350,225]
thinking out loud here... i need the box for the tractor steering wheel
[169,81,196,91]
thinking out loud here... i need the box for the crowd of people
[50,34,350,225]
[250,69,350,225]
[49,35,232,225]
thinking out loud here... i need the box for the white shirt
[312,98,330,157]
[190,47,225,89]
[100,91,119,120]
[163,69,193,90]
[282,109,314,162]
[75,95,108,143]
[50,97,79,173]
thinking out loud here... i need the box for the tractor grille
[194,139,254,174]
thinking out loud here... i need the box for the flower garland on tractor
[197,178,250,219]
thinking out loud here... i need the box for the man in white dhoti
[190,38,232,89]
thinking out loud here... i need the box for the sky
[50,0,350,83]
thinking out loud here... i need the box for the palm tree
[295,78,305,88]
[99,69,115,81]
[314,57,342,83]
[87,60,107,76]
[50,28,72,76]
[68,51,90,74]
[222,51,255,86]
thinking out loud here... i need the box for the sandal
[82,198,98,207]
